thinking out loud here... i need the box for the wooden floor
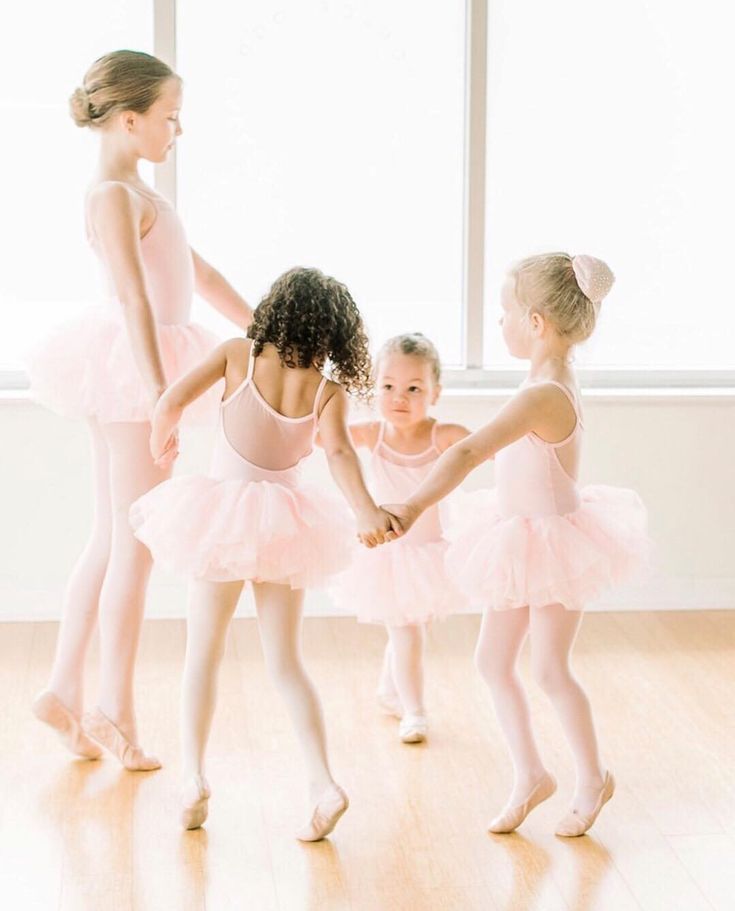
[1,611,734,911]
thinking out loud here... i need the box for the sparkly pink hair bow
[571,255,615,304]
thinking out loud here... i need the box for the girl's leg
[387,622,425,716]
[475,607,549,806]
[378,637,395,695]
[252,581,347,840]
[180,579,244,780]
[94,421,171,745]
[252,582,338,802]
[45,419,112,714]
[529,604,606,816]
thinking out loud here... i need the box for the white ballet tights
[181,579,337,803]
[475,604,606,815]
[383,624,426,716]
[47,419,170,744]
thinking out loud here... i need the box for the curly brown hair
[247,267,373,399]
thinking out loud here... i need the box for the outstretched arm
[317,389,402,547]
[149,340,230,467]
[192,248,253,331]
[385,387,553,532]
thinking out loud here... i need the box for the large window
[0,2,153,372]
[3,1,733,384]
[483,0,735,371]
[177,0,466,365]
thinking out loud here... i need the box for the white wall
[1,390,733,620]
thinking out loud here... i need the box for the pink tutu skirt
[331,537,466,626]
[26,308,221,424]
[446,485,649,611]
[130,474,355,587]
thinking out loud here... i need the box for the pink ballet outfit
[331,421,466,626]
[26,185,220,424]
[447,381,648,611]
[130,350,354,588]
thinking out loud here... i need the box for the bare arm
[388,387,564,531]
[315,420,377,450]
[192,249,253,330]
[436,422,472,451]
[89,182,167,409]
[317,389,401,546]
[149,340,230,466]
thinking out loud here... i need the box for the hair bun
[69,86,93,127]
[571,255,615,304]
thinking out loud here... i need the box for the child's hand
[151,427,179,470]
[380,502,421,537]
[356,506,403,548]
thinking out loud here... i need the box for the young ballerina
[27,50,252,769]
[382,254,648,836]
[328,333,469,743]
[130,267,399,837]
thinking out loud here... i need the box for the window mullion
[463,0,488,369]
[154,0,177,206]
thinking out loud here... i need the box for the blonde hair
[510,252,598,343]
[376,332,442,384]
[70,50,178,128]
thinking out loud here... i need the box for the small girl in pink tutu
[328,333,469,744]
[131,267,399,838]
[383,254,648,837]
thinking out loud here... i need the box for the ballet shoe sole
[181,799,209,830]
[32,692,102,760]
[82,708,161,771]
[555,773,615,837]
[488,775,558,834]
[296,790,350,842]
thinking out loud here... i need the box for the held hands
[147,386,180,470]
[151,427,179,470]
[356,506,405,548]
[377,502,421,539]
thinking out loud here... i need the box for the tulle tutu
[331,538,466,626]
[445,485,650,611]
[26,308,221,424]
[130,474,356,587]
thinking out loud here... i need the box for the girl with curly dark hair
[130,266,400,839]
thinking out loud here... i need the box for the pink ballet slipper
[181,774,211,830]
[555,771,615,837]
[82,707,161,771]
[296,784,349,842]
[32,690,102,760]
[488,772,557,834]
[399,714,428,744]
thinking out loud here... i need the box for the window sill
[3,387,734,408]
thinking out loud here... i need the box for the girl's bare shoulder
[435,421,471,452]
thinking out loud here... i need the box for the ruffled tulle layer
[331,537,466,626]
[445,485,649,611]
[130,474,355,587]
[26,309,221,424]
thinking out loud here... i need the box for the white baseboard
[3,575,735,623]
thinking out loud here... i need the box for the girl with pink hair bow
[382,253,648,838]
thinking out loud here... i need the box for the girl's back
[216,340,330,475]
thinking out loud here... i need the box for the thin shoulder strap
[86,181,160,244]
[221,341,256,407]
[541,380,584,438]
[374,420,387,451]
[312,375,329,421]
[543,380,581,417]
[430,419,439,451]
[246,343,257,382]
